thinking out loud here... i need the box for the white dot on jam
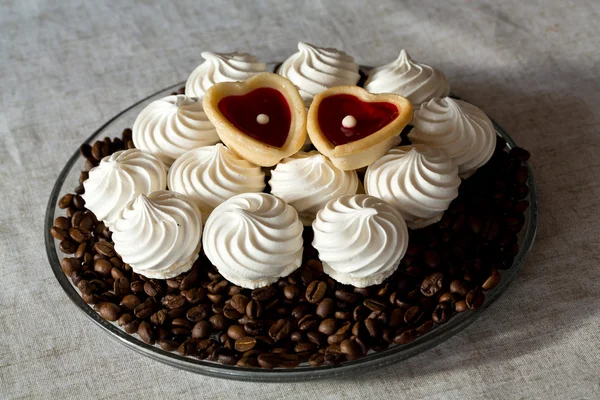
[342,115,357,129]
[256,114,270,125]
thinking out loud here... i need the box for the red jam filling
[317,94,399,146]
[218,88,291,148]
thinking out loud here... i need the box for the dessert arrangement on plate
[50,42,532,369]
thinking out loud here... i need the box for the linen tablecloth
[2,0,599,398]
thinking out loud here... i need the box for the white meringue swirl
[81,149,167,228]
[277,42,360,106]
[185,51,267,98]
[168,144,266,221]
[269,151,359,225]
[112,191,203,279]
[408,97,497,178]
[365,145,460,229]
[364,49,450,106]
[312,194,408,287]
[203,193,303,289]
[132,95,220,166]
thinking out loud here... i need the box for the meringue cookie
[277,42,360,106]
[365,145,460,229]
[312,195,408,287]
[408,97,497,178]
[364,49,450,107]
[269,151,359,225]
[112,191,203,279]
[132,95,220,166]
[168,144,266,221]
[203,193,303,289]
[185,52,267,98]
[81,149,167,228]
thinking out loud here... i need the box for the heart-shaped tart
[307,86,413,170]
[202,73,307,167]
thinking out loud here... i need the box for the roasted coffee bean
[294,342,315,353]
[246,300,263,319]
[335,311,352,320]
[235,336,257,352]
[227,324,245,341]
[421,272,444,297]
[389,308,405,327]
[209,314,227,331]
[144,280,164,297]
[364,318,381,338]
[58,193,73,209]
[341,338,364,359]
[73,242,86,258]
[291,304,309,319]
[307,331,326,347]
[118,313,133,327]
[162,294,186,310]
[450,280,469,296]
[72,195,85,210]
[61,257,80,275]
[257,353,281,369]
[77,280,95,295]
[466,288,485,310]
[316,298,335,318]
[134,299,154,319]
[60,239,78,254]
[178,340,197,356]
[54,216,71,230]
[187,304,210,322]
[305,280,327,303]
[94,259,113,277]
[158,340,179,352]
[124,319,141,334]
[251,286,276,302]
[364,298,386,313]
[353,305,370,321]
[223,304,242,320]
[237,357,259,367]
[279,354,300,368]
[269,319,291,340]
[283,284,300,300]
[432,303,453,324]
[113,277,130,297]
[416,319,435,335]
[94,241,115,257]
[192,320,212,339]
[244,321,265,336]
[324,345,343,364]
[335,290,359,304]
[290,331,303,343]
[438,292,459,304]
[137,321,154,344]
[316,318,336,336]
[150,310,168,326]
[98,302,121,321]
[130,280,145,295]
[423,250,441,268]
[206,293,225,304]
[207,279,229,294]
[120,294,141,311]
[455,300,468,313]
[110,266,125,280]
[404,306,423,325]
[482,270,501,291]
[298,314,319,331]
[82,293,101,304]
[171,327,192,337]
[394,329,417,345]
[309,353,325,367]
[184,287,205,305]
[229,294,249,314]
[51,226,69,241]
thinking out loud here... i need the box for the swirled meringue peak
[269,151,359,225]
[112,191,202,279]
[168,144,266,221]
[203,193,303,289]
[408,97,497,178]
[312,194,408,287]
[365,145,460,229]
[364,49,450,107]
[132,95,220,166]
[185,51,267,98]
[277,42,360,106]
[81,149,167,228]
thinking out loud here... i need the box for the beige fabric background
[1,0,599,399]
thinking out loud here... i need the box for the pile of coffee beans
[51,124,530,369]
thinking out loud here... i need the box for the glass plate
[45,66,539,382]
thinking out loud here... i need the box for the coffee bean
[455,300,468,313]
[394,329,417,345]
[244,321,265,336]
[94,241,115,257]
[58,193,73,209]
[466,288,485,310]
[206,293,225,304]
[61,257,80,275]
[148,309,167,326]
[237,357,259,367]
[229,294,250,314]
[120,294,141,311]
[317,318,337,336]
[269,319,291,341]
[209,314,227,331]
[404,306,423,325]
[162,294,186,310]
[98,302,121,321]
[335,290,359,304]
[134,299,154,319]
[124,319,141,334]
[450,280,469,296]
[283,284,300,300]
[389,308,405,327]
[245,300,263,319]
[191,321,212,339]
[482,270,501,291]
[251,286,276,302]
[316,298,335,318]
[207,279,228,294]
[341,338,364,359]
[364,318,381,338]
[305,280,327,304]
[186,304,210,322]
[72,195,85,210]
[178,339,197,356]
[335,311,352,320]
[227,324,244,341]
[137,321,154,344]
[298,314,319,331]
[421,272,443,297]
[113,277,130,297]
[235,336,257,352]
[184,287,205,305]
[59,239,78,254]
[438,292,459,304]
[118,313,133,327]
[309,353,325,367]
[223,303,242,320]
[51,226,69,241]
[142,280,162,297]
[279,354,300,368]
[257,353,281,369]
[416,319,435,335]
[353,305,369,321]
[93,259,112,278]
[432,303,453,324]
[54,216,71,230]
[130,280,144,295]
[291,304,309,319]
[364,298,386,313]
